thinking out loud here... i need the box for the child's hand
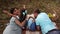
[23,5,26,9]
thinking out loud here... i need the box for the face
[17,9,21,16]
[34,13,38,18]
[13,8,20,15]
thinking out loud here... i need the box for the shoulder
[39,12,47,15]
[38,12,48,17]
[10,16,19,21]
[12,16,19,19]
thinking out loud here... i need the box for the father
[33,9,60,34]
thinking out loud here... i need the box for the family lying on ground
[3,8,60,34]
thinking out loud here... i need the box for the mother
[3,8,26,34]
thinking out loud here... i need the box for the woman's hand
[3,10,16,17]
[3,10,8,14]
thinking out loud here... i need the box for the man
[33,9,60,34]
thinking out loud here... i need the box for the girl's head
[10,8,20,15]
[18,9,27,22]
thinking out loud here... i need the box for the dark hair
[10,8,19,14]
[19,9,27,22]
[34,9,41,14]
[10,8,15,14]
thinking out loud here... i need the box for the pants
[47,29,60,34]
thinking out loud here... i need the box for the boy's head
[33,9,40,18]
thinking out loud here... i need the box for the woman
[3,8,26,34]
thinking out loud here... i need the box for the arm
[15,19,26,27]
[3,10,13,16]
[3,10,16,17]
[35,17,41,31]
[53,22,58,29]
[36,25,41,31]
